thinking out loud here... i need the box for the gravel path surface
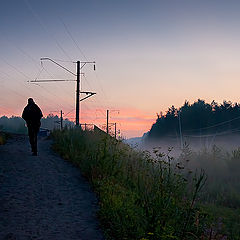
[0,135,104,240]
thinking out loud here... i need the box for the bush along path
[0,134,104,240]
[52,128,230,240]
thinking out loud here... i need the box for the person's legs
[28,127,35,153]
[32,124,40,155]
[32,129,38,155]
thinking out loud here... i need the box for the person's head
[28,98,34,104]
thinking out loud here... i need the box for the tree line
[148,99,240,139]
[0,114,74,134]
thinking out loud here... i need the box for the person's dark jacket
[22,103,43,127]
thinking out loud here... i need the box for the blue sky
[1,0,240,137]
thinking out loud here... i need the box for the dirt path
[0,135,104,240]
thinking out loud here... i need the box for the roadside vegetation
[179,143,240,239]
[0,131,8,145]
[52,128,232,240]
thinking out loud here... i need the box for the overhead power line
[23,0,73,62]
[0,35,75,112]
[31,79,76,82]
[60,18,88,61]
[0,58,53,106]
[184,115,240,133]
[58,17,110,111]
[183,127,240,138]
[31,58,96,125]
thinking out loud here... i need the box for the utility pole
[60,110,63,130]
[114,123,116,139]
[106,110,109,134]
[76,61,96,126]
[76,61,80,126]
[178,109,183,149]
[105,109,119,135]
[50,110,63,130]
[30,58,96,127]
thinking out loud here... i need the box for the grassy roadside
[201,204,240,239]
[52,128,216,240]
[179,144,240,239]
[0,131,9,145]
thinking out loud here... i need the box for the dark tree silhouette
[148,99,240,139]
[0,114,74,134]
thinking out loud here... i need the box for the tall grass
[52,128,214,240]
[179,144,240,207]
[179,143,240,239]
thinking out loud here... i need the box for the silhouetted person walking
[22,98,43,156]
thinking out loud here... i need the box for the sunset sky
[1,0,240,138]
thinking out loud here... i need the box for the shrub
[0,131,8,145]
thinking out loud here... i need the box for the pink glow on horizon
[0,105,156,138]
[79,107,156,138]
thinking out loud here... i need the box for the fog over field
[146,134,240,155]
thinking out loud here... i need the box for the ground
[0,135,104,240]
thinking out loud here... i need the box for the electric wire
[0,6,77,118]
[0,58,66,111]
[183,127,240,138]
[23,0,73,62]
[64,108,75,117]
[59,18,110,111]
[39,63,75,100]
[183,115,240,133]
[60,18,88,61]
[2,3,108,125]
[12,47,76,109]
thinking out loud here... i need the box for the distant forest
[148,99,240,139]
[0,114,74,134]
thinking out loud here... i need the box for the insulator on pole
[93,64,96,71]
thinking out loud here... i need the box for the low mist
[135,133,240,211]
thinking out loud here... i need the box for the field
[180,143,240,239]
[51,128,240,240]
[141,135,240,239]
